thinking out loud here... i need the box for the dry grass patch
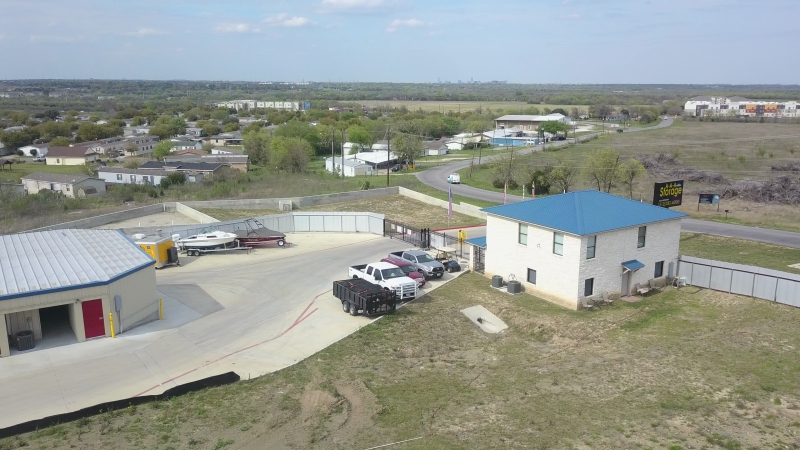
[9,274,800,449]
[198,194,485,230]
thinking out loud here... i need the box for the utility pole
[341,129,345,178]
[386,125,391,187]
[331,129,335,176]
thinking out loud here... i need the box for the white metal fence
[118,212,385,240]
[678,255,800,307]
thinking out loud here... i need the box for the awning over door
[622,259,645,273]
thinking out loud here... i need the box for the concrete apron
[0,233,466,429]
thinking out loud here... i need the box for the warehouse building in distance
[684,96,800,118]
[0,229,159,356]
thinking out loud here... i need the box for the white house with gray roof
[20,172,106,198]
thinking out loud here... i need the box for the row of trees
[492,149,646,198]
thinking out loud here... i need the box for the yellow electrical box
[135,236,179,269]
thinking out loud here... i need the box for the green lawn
[680,232,800,274]
[0,161,86,183]
[10,273,800,449]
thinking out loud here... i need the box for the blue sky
[1,0,798,83]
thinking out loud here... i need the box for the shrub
[359,180,371,190]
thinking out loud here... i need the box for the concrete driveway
[0,233,461,429]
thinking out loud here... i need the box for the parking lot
[0,233,464,429]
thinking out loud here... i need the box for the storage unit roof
[21,172,94,184]
[0,229,154,300]
[483,190,687,236]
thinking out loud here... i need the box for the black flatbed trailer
[333,279,397,316]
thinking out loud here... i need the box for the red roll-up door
[81,299,105,339]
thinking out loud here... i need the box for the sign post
[652,180,684,208]
[698,193,721,211]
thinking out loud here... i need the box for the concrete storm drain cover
[461,305,508,334]
[788,263,800,269]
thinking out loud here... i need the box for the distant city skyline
[2,0,799,84]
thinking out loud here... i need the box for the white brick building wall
[485,215,682,309]
[578,219,681,299]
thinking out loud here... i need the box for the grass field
[198,194,486,229]
[0,160,85,183]
[680,232,800,274]
[9,273,800,449]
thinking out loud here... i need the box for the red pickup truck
[381,256,426,288]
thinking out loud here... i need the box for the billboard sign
[653,180,684,208]
[698,193,720,205]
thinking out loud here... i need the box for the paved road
[0,233,462,429]
[682,219,800,249]
[418,118,800,248]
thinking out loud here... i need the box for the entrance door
[621,272,631,297]
[81,300,105,339]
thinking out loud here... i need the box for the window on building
[116,174,122,181]
[654,261,664,278]
[519,224,528,245]
[527,268,536,285]
[637,226,647,248]
[56,159,60,163]
[586,235,596,259]
[130,175,136,182]
[584,278,594,297]
[553,232,564,255]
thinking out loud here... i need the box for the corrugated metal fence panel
[710,267,732,291]
[776,279,800,307]
[678,261,693,282]
[691,264,712,288]
[294,215,310,232]
[341,215,357,232]
[369,215,384,234]
[308,215,325,232]
[323,215,341,232]
[356,215,370,232]
[753,275,777,301]
[730,271,755,296]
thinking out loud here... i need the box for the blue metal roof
[622,260,645,271]
[483,190,687,235]
[465,236,487,247]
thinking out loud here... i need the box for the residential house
[344,151,399,169]
[18,143,49,157]
[371,140,389,151]
[46,146,100,165]
[21,172,106,198]
[123,126,150,137]
[200,155,249,172]
[423,139,449,156]
[173,149,206,157]
[325,157,373,177]
[446,132,484,151]
[169,140,203,151]
[207,132,243,146]
[97,167,203,186]
[139,160,226,178]
[480,190,686,310]
[211,147,244,155]
[186,127,206,137]
[122,136,159,157]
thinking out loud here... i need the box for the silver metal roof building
[0,229,159,356]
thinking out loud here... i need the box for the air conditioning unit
[278,200,293,212]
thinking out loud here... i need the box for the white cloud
[125,28,167,36]
[30,35,82,43]
[317,0,399,14]
[213,23,261,34]
[264,13,313,27]
[386,18,426,32]
[559,13,581,19]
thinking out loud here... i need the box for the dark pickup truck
[333,278,397,316]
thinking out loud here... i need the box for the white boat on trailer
[178,228,237,249]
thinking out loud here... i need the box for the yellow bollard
[109,313,116,338]
[159,298,164,320]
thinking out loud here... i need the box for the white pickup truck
[348,262,418,300]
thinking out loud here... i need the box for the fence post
[109,313,116,338]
